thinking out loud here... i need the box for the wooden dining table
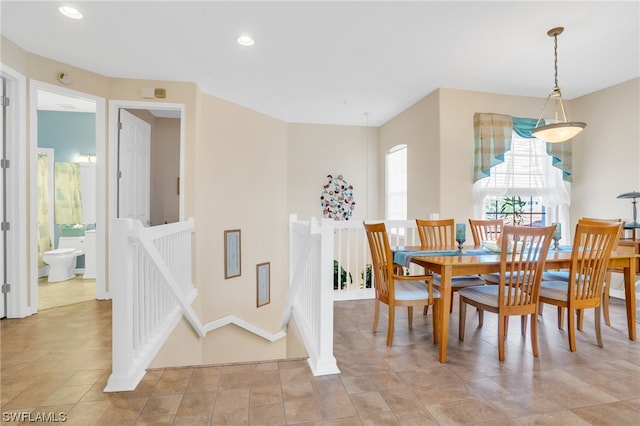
[393,246,638,363]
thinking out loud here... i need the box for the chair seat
[539,280,569,301]
[458,285,527,309]
[459,285,500,308]
[395,280,441,301]
[481,271,525,285]
[542,270,569,281]
[433,274,484,289]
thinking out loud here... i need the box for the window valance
[473,113,572,182]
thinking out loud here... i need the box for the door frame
[0,64,27,318]
[29,80,107,312]
[108,100,185,228]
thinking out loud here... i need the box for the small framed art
[224,229,241,279]
[256,262,270,307]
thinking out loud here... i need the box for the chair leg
[557,306,564,330]
[432,301,440,345]
[386,305,395,346]
[423,305,429,315]
[603,272,611,326]
[373,299,380,333]
[577,309,584,331]
[478,309,484,327]
[498,315,506,361]
[530,313,539,357]
[408,306,413,329]
[504,316,509,338]
[595,306,603,348]
[458,297,467,341]
[521,315,527,335]
[567,307,577,352]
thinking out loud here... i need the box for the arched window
[385,144,407,220]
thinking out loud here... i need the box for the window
[385,145,407,220]
[473,133,570,236]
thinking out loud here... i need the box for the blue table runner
[393,246,572,268]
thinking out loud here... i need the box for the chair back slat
[469,218,504,245]
[569,222,622,303]
[416,218,455,248]
[499,225,555,310]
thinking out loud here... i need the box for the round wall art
[320,174,355,220]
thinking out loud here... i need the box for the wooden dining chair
[541,218,623,327]
[469,218,505,286]
[469,218,504,246]
[364,222,441,346]
[538,221,622,352]
[458,225,555,361]
[416,219,485,314]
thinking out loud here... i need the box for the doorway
[109,101,184,226]
[29,80,106,313]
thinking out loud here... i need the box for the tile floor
[38,275,96,311]
[1,295,639,425]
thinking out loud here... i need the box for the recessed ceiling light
[236,35,255,47]
[58,6,84,20]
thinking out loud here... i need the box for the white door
[118,110,151,226]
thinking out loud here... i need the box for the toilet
[43,236,85,282]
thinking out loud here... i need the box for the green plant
[500,196,526,225]
[333,260,353,290]
[361,264,372,288]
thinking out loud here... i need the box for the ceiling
[2,1,638,127]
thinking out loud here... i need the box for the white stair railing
[106,218,288,392]
[282,215,340,376]
[105,218,198,392]
[106,216,416,391]
[282,216,418,376]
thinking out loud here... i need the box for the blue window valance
[473,113,572,182]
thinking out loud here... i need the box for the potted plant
[333,260,353,290]
[361,264,372,288]
[500,196,526,225]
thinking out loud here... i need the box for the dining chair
[538,221,622,352]
[416,218,485,314]
[364,222,441,346]
[458,225,555,361]
[541,218,623,327]
[469,218,505,286]
[469,218,504,246]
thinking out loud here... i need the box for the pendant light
[531,27,586,143]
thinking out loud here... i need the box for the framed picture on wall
[257,262,270,307]
[224,229,241,279]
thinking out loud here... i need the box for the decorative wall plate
[320,174,355,220]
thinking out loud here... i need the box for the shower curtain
[54,162,83,225]
[37,153,52,267]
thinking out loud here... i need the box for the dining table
[393,245,639,363]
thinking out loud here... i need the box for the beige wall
[287,123,380,220]
[195,94,289,364]
[571,78,640,226]
[379,91,440,219]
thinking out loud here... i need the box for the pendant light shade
[532,27,586,143]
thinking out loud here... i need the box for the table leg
[438,266,452,362]
[623,259,637,340]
